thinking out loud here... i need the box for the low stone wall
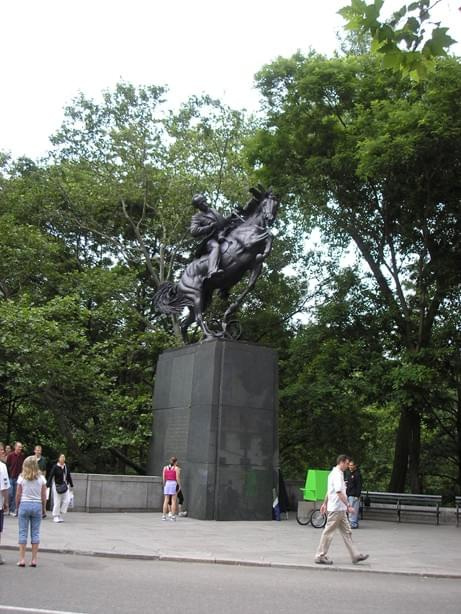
[71,473,163,513]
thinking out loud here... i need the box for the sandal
[17,561,26,567]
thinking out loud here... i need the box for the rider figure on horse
[154,187,278,340]
[190,194,230,279]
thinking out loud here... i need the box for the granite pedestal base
[147,339,278,520]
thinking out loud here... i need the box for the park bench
[361,491,441,525]
[456,496,461,527]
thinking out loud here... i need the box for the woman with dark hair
[162,456,181,521]
[46,454,73,523]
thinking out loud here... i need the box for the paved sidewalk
[2,513,460,578]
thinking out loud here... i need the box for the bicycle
[296,505,327,528]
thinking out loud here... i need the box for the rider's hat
[192,194,207,207]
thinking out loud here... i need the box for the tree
[48,85,258,341]
[278,268,398,485]
[250,52,461,491]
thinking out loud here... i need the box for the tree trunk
[408,411,421,493]
[389,407,421,492]
[389,408,410,492]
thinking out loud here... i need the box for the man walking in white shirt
[315,454,369,565]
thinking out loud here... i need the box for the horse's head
[260,189,279,226]
[239,185,279,227]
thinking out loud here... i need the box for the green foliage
[339,0,456,79]
[252,49,461,491]
[48,86,257,295]
[0,265,175,470]
[278,269,396,484]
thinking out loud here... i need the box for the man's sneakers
[53,516,64,523]
[315,554,369,565]
[315,556,333,565]
[353,554,369,564]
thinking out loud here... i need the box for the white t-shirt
[17,475,46,502]
[0,462,10,506]
[326,465,347,512]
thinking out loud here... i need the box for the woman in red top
[162,457,180,521]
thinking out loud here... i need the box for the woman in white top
[16,455,46,567]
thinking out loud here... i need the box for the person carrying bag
[46,453,73,523]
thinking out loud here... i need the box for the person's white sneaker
[178,511,188,517]
[57,516,64,523]
[162,514,167,521]
[170,515,176,521]
[53,516,60,523]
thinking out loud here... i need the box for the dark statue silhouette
[153,185,279,341]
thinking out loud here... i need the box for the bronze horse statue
[154,187,279,340]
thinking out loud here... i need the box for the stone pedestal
[147,339,278,520]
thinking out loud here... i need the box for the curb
[2,545,460,579]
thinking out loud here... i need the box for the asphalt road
[1,553,460,614]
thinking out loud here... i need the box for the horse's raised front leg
[223,261,263,324]
[257,235,273,262]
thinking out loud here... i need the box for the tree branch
[347,224,408,339]
[121,198,160,287]
[107,446,146,475]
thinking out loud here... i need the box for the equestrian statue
[153,185,279,341]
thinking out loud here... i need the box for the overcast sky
[1,0,460,159]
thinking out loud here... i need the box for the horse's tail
[153,281,189,315]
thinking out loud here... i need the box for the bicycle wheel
[296,509,311,526]
[310,509,327,528]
